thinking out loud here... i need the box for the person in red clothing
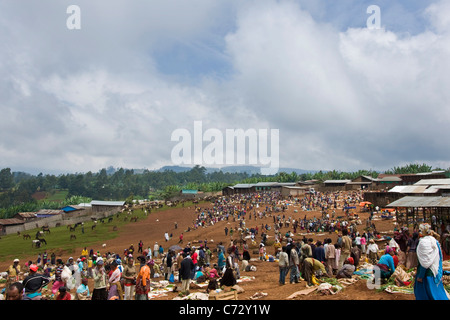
[391,247,399,267]
[207,264,220,279]
[191,246,198,279]
[56,286,71,300]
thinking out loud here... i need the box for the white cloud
[1,0,449,174]
[219,0,450,171]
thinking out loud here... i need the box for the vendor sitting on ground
[374,247,396,283]
[206,264,220,279]
[336,257,355,279]
[302,257,326,287]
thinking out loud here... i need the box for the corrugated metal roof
[231,182,296,188]
[361,175,378,181]
[282,186,309,189]
[423,187,442,194]
[233,184,254,188]
[77,203,92,207]
[377,174,402,178]
[414,178,450,186]
[386,196,450,208]
[416,171,445,175]
[347,181,373,185]
[17,212,37,218]
[90,200,125,206]
[432,185,450,189]
[421,185,450,193]
[0,218,25,225]
[378,176,402,182]
[388,185,429,194]
[254,182,278,187]
[36,209,63,215]
[388,186,404,193]
[323,180,351,184]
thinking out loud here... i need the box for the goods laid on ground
[209,290,238,300]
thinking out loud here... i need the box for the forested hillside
[0,163,445,218]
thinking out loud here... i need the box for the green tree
[0,168,14,190]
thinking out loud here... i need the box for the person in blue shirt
[75,277,90,300]
[217,249,226,275]
[313,241,325,263]
[375,247,395,283]
[116,259,123,273]
[78,258,84,276]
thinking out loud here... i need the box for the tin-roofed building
[414,178,450,186]
[0,218,25,235]
[281,186,310,197]
[387,196,450,227]
[14,212,37,221]
[345,175,377,190]
[35,209,63,218]
[90,200,125,213]
[222,182,296,195]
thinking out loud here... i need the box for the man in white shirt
[278,246,289,285]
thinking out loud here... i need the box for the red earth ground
[0,193,415,300]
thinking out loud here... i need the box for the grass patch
[44,190,69,202]
[0,200,203,265]
[0,208,147,265]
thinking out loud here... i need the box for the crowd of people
[1,238,252,300]
[274,212,449,300]
[1,190,449,300]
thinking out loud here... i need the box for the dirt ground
[0,193,416,301]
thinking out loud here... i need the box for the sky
[1,0,449,175]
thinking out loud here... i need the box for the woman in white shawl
[366,239,379,264]
[66,257,81,289]
[414,224,449,300]
[61,263,75,291]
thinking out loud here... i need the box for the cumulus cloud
[0,0,449,174]
[221,0,450,171]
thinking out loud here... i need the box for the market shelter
[386,196,450,227]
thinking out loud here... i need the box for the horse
[23,234,31,240]
[41,226,51,234]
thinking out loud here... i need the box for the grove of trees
[0,163,446,219]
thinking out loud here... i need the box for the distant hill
[9,165,317,176]
[157,165,195,173]
[156,165,317,175]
